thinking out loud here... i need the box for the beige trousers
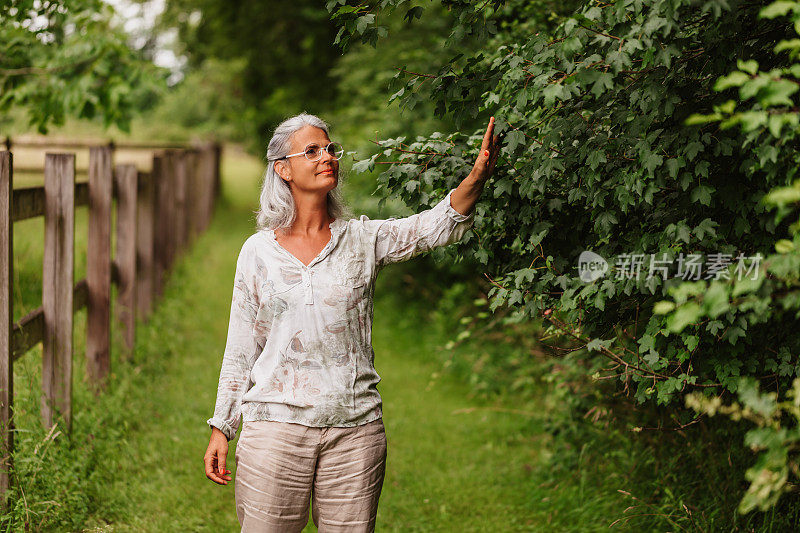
[234,418,387,532]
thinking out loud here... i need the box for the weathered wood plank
[86,146,112,390]
[114,164,137,355]
[136,171,155,321]
[152,154,167,300]
[12,183,89,222]
[173,150,187,254]
[0,152,13,503]
[184,150,199,245]
[42,153,75,433]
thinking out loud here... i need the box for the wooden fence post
[196,147,207,233]
[201,144,215,232]
[184,150,198,246]
[153,153,168,300]
[136,171,155,321]
[158,149,175,272]
[87,146,112,390]
[167,150,177,268]
[174,150,187,255]
[114,164,137,355]
[0,152,13,504]
[42,153,75,433]
[161,149,175,276]
[211,142,221,209]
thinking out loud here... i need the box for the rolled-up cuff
[207,417,236,441]
[443,188,475,223]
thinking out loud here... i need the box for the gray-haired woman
[204,112,501,532]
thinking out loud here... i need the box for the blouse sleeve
[369,187,475,268]
[206,238,264,441]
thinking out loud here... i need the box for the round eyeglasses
[271,142,344,162]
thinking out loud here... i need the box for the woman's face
[275,125,339,195]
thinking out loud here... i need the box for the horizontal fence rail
[0,138,222,507]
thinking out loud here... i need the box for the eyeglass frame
[269,141,344,162]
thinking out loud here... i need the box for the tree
[1,0,165,133]
[157,0,343,149]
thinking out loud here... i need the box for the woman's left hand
[469,116,502,184]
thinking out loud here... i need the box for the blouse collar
[263,217,347,269]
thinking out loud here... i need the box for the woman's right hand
[204,427,233,485]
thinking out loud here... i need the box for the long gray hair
[254,112,353,232]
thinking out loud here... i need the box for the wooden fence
[0,138,222,505]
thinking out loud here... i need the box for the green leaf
[695,218,718,240]
[737,59,759,75]
[404,6,424,23]
[684,335,699,351]
[667,302,701,333]
[724,326,746,345]
[563,36,583,56]
[351,158,372,173]
[732,275,764,297]
[703,282,730,318]
[760,1,797,18]
[775,239,795,253]
[685,141,705,161]
[653,301,676,314]
[775,39,800,54]
[591,72,614,97]
[587,150,608,171]
[666,157,685,178]
[737,378,777,417]
[494,178,514,197]
[758,79,799,107]
[543,83,566,106]
[691,185,713,206]
[505,130,526,153]
[685,112,722,125]
[586,338,612,352]
[356,14,375,34]
[715,71,751,91]
[764,187,800,206]
[643,152,663,174]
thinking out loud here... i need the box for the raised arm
[369,188,475,268]
[368,116,502,268]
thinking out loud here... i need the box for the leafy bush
[663,0,800,513]
[330,0,800,514]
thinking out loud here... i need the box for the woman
[204,112,501,532]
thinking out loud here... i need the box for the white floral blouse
[206,188,475,441]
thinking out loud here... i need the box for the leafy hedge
[668,0,800,514]
[329,0,800,513]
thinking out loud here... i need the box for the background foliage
[0,0,165,133]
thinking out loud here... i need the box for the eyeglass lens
[306,143,344,161]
